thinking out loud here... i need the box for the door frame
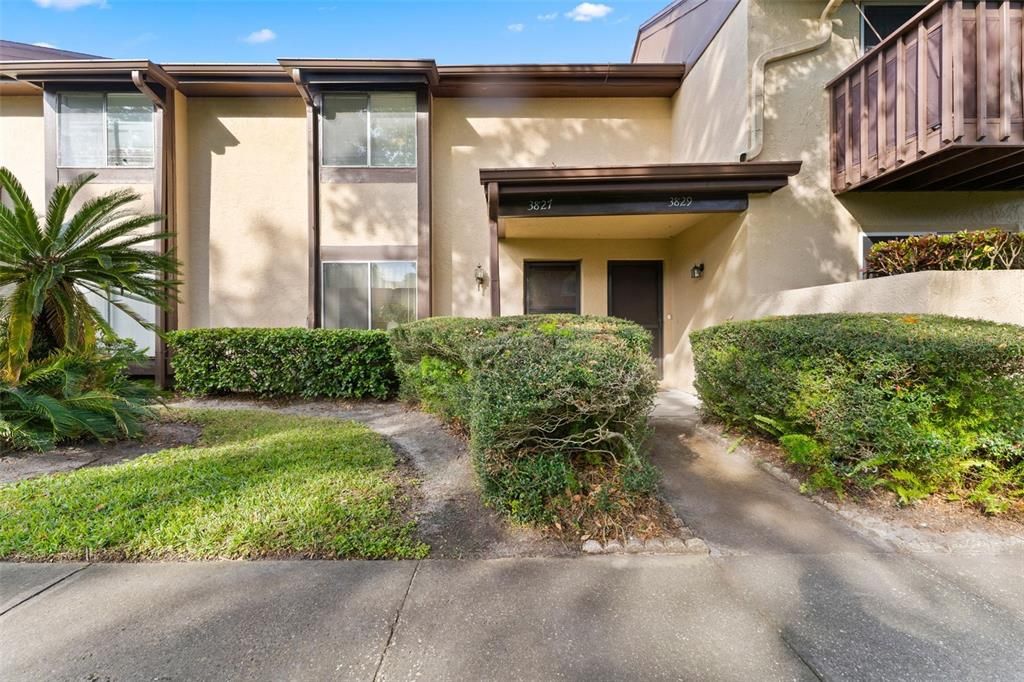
[606,259,664,374]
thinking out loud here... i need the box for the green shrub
[866,229,1024,277]
[691,314,1024,513]
[167,327,396,400]
[391,315,658,527]
[1,338,157,451]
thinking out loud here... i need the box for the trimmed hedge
[691,314,1024,512]
[391,315,659,526]
[167,328,397,400]
[866,229,1024,277]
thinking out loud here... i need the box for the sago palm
[0,167,179,382]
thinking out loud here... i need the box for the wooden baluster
[952,0,964,141]
[860,64,869,178]
[877,53,887,170]
[918,22,928,154]
[976,0,987,140]
[999,0,1011,141]
[897,34,907,163]
[941,2,954,143]
[845,77,853,179]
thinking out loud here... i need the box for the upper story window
[58,93,155,168]
[322,92,416,167]
[860,3,928,53]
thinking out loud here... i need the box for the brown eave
[480,161,801,193]
[162,63,295,96]
[0,59,177,91]
[435,63,685,97]
[279,58,440,86]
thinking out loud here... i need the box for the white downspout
[742,0,845,161]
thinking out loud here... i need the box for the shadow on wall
[187,103,308,329]
[432,98,673,318]
[321,183,417,246]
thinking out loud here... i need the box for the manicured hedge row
[167,328,397,400]
[691,314,1024,512]
[391,316,659,525]
[866,228,1024,277]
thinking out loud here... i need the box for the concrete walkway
[2,394,1023,680]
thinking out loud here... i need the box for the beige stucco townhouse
[1,0,1022,389]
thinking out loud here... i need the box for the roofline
[0,59,684,98]
[479,162,802,185]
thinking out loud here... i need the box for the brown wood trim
[416,89,431,319]
[319,166,417,183]
[320,245,417,261]
[487,182,500,316]
[56,167,155,184]
[43,89,57,199]
[307,95,322,328]
[479,161,801,184]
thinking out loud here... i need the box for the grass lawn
[0,409,428,561]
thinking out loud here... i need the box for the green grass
[0,409,428,560]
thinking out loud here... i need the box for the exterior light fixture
[474,264,488,290]
[691,263,705,280]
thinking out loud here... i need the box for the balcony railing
[828,0,1024,192]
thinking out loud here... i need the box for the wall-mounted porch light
[474,264,488,291]
[690,263,705,280]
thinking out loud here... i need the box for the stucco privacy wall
[320,182,417,246]
[741,270,1024,326]
[432,97,674,318]
[185,97,307,329]
[0,95,45,208]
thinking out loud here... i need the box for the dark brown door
[607,261,663,375]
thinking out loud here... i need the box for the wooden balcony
[828,0,1024,192]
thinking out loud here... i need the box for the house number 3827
[528,199,554,211]
[668,196,694,208]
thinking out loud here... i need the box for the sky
[0,0,669,64]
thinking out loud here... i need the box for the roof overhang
[480,162,801,237]
[434,63,685,97]
[0,59,177,97]
[162,63,296,97]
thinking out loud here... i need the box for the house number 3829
[528,199,554,211]
[668,196,694,208]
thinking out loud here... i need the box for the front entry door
[607,261,663,376]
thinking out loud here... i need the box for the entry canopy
[480,161,802,238]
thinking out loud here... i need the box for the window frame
[56,91,156,170]
[319,91,418,169]
[523,260,582,315]
[320,259,418,330]
[858,2,929,55]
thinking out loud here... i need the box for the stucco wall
[499,237,676,317]
[185,97,307,328]
[320,182,417,246]
[174,90,191,329]
[0,95,45,208]
[669,0,748,162]
[740,270,1024,326]
[432,97,674,318]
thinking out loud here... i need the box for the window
[58,93,155,168]
[860,4,927,53]
[322,93,416,167]
[524,261,581,314]
[323,261,416,330]
[84,290,156,355]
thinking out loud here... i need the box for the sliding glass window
[321,93,416,167]
[323,261,417,330]
[58,93,155,168]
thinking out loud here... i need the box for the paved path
[2,394,1022,680]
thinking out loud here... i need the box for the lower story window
[323,261,416,330]
[524,261,581,314]
[84,290,156,355]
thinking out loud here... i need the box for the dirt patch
[171,397,573,559]
[0,420,202,485]
[705,422,1024,551]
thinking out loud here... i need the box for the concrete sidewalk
[2,393,1023,680]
